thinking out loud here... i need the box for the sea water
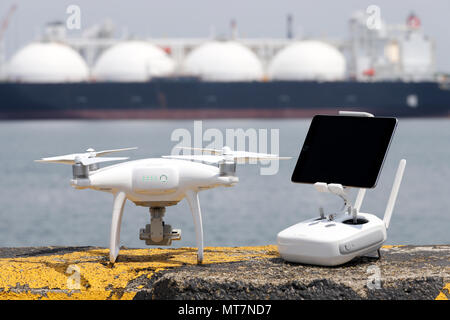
[0,119,448,248]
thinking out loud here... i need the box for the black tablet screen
[291,115,397,188]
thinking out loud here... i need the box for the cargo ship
[0,10,449,119]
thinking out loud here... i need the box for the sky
[1,0,450,72]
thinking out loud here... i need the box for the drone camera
[139,207,181,246]
[139,224,181,246]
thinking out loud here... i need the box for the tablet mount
[314,182,362,223]
[313,111,404,228]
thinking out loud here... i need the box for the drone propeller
[163,146,291,163]
[93,147,138,157]
[35,147,137,165]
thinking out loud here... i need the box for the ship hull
[0,80,448,119]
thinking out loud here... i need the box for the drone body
[80,158,237,202]
[37,146,288,263]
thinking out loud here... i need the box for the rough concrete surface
[0,245,448,300]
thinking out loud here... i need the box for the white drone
[36,146,290,263]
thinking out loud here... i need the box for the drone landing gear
[185,190,204,264]
[140,191,204,264]
[109,191,204,265]
[110,191,127,263]
[139,207,181,246]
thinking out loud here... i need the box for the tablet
[291,115,397,188]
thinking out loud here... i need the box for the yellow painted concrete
[435,283,449,300]
[0,246,278,300]
[379,245,404,249]
[0,245,445,300]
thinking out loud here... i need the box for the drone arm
[109,191,127,263]
[185,189,204,264]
